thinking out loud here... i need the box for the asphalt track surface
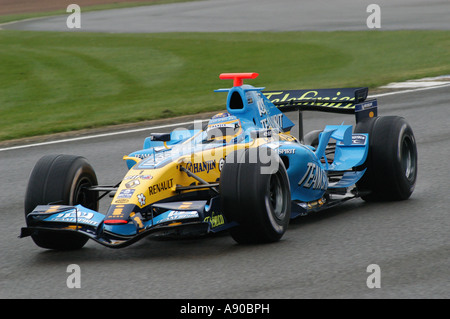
[2,0,450,32]
[1,0,449,300]
[1,85,449,299]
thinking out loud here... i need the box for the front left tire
[24,154,98,250]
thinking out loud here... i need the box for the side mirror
[149,133,171,142]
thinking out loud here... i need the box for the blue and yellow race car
[20,73,418,249]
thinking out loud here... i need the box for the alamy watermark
[366,4,381,29]
[166,120,282,175]
[66,263,382,289]
[65,4,381,30]
[366,264,381,288]
[66,264,81,288]
[66,4,81,29]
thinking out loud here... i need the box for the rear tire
[24,154,98,250]
[220,148,291,244]
[355,116,417,201]
[303,130,322,148]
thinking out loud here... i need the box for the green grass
[0,30,449,141]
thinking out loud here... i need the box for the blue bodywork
[21,73,378,248]
[129,76,374,216]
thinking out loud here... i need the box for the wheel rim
[266,173,286,221]
[73,176,96,209]
[401,136,417,182]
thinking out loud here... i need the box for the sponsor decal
[204,212,225,228]
[278,148,295,155]
[257,98,266,116]
[260,114,283,129]
[51,210,98,226]
[264,90,355,108]
[246,91,254,104]
[218,158,225,172]
[155,210,199,225]
[117,189,135,199]
[352,134,367,145]
[185,160,217,174]
[148,178,174,196]
[177,202,193,209]
[111,206,125,218]
[44,206,62,213]
[137,193,146,207]
[208,122,239,130]
[256,97,284,129]
[307,198,326,209]
[125,179,140,189]
[124,174,152,180]
[133,153,152,159]
[56,211,93,220]
[360,102,375,109]
[279,134,297,142]
[130,212,145,230]
[298,162,328,190]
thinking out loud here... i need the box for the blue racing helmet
[205,112,243,143]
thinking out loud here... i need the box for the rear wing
[263,87,377,141]
[263,88,369,114]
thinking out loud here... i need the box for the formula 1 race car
[20,73,418,250]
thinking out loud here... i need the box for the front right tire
[220,147,291,244]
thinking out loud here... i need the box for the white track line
[370,82,450,98]
[1,82,449,152]
[0,120,207,152]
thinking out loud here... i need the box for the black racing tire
[354,116,418,201]
[24,154,98,250]
[303,130,322,148]
[220,147,291,244]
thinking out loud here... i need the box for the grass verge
[0,30,449,141]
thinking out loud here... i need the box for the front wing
[20,197,234,249]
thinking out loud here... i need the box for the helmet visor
[206,121,241,141]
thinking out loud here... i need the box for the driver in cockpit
[204,112,244,144]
